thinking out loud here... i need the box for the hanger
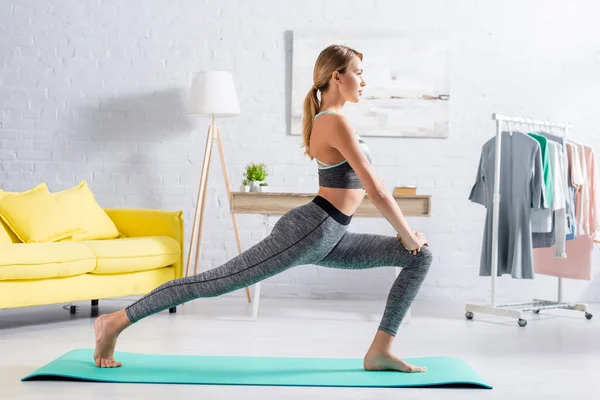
[519,120,530,135]
[526,119,544,135]
[506,120,515,136]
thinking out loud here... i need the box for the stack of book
[393,186,417,196]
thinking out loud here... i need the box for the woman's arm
[326,115,420,248]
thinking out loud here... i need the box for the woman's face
[337,56,366,103]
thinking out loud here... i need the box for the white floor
[1,296,598,399]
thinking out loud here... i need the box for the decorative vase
[240,185,250,192]
[259,186,269,193]
[250,181,261,192]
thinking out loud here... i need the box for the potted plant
[243,162,269,192]
[240,179,250,192]
[259,182,269,192]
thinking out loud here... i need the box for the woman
[93,44,432,373]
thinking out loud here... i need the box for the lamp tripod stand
[185,115,252,303]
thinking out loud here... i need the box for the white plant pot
[250,181,261,192]
[259,186,269,192]
[240,185,250,192]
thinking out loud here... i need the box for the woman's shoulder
[314,111,353,133]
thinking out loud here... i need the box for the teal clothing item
[528,133,553,209]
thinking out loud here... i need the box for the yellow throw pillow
[0,189,21,243]
[0,183,86,243]
[0,188,20,199]
[0,218,20,243]
[53,181,120,241]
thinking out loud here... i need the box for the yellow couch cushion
[54,181,121,241]
[82,236,180,274]
[0,267,176,309]
[0,242,97,281]
[0,183,86,243]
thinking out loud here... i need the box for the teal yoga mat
[22,349,492,389]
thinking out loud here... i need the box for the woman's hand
[397,232,428,255]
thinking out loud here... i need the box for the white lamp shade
[187,71,241,117]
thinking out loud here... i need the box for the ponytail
[301,86,320,160]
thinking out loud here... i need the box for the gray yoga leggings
[125,196,432,336]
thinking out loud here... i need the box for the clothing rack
[465,113,591,327]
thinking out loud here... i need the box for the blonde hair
[301,44,363,160]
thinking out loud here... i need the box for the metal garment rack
[465,113,593,327]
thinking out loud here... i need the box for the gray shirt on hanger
[469,131,545,279]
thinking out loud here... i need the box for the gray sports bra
[313,110,373,189]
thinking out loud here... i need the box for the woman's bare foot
[93,310,130,368]
[363,329,427,373]
[363,350,427,373]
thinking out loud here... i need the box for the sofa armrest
[104,208,185,279]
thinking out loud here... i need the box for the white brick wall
[2,0,600,305]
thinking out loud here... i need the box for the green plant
[243,162,269,182]
[259,182,268,186]
[242,179,249,186]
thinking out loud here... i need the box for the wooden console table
[229,192,431,320]
[230,192,431,217]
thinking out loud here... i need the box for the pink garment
[533,235,593,280]
[583,146,600,241]
[576,144,590,235]
[533,145,600,280]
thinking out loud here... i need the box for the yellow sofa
[0,207,185,311]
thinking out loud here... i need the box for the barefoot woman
[94,44,432,372]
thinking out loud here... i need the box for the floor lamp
[186,70,252,303]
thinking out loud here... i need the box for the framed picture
[291,30,450,138]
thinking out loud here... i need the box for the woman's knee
[415,246,433,270]
[421,245,433,260]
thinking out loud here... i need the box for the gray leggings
[125,196,432,336]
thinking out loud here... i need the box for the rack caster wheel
[585,312,593,320]
[518,319,527,327]
[533,309,540,314]
[465,311,474,320]
[169,307,177,314]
